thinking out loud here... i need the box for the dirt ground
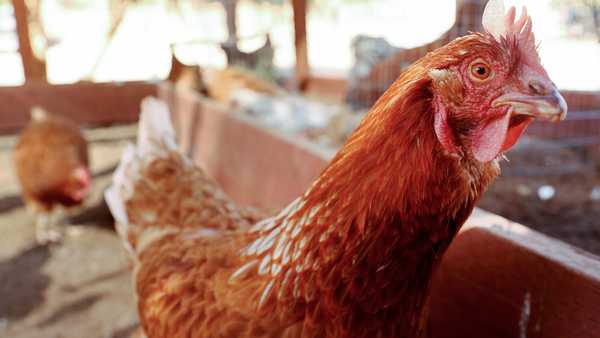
[0,125,139,338]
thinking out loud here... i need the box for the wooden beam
[0,81,157,133]
[305,75,347,101]
[430,214,600,338]
[11,0,47,82]
[292,0,309,91]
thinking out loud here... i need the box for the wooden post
[292,0,309,91]
[11,0,47,83]
[223,0,238,43]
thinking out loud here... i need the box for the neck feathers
[236,67,498,336]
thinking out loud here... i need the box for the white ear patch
[482,0,507,39]
[428,69,451,82]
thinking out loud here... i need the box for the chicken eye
[475,65,487,76]
[469,62,494,82]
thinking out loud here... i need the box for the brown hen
[14,107,90,244]
[201,66,282,105]
[105,2,566,337]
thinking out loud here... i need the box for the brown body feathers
[111,58,499,337]
[14,110,89,211]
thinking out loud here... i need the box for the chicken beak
[492,86,568,122]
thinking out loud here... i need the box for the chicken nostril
[529,81,547,95]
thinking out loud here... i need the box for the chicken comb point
[483,1,532,36]
[482,0,538,60]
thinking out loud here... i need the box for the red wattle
[472,113,512,163]
[472,113,534,163]
[500,117,534,153]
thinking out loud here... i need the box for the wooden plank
[158,83,330,211]
[305,75,347,101]
[430,210,600,338]
[11,0,47,82]
[561,90,600,111]
[0,81,157,133]
[159,84,600,337]
[292,0,309,91]
[159,84,202,156]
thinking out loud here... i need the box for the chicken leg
[35,212,62,244]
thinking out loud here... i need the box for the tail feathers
[105,144,137,243]
[104,97,179,257]
[137,97,178,157]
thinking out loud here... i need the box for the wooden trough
[0,81,157,133]
[1,82,599,338]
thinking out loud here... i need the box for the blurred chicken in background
[13,107,91,244]
[201,66,283,104]
[200,66,359,142]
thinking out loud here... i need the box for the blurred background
[0,0,599,337]
[0,0,599,87]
